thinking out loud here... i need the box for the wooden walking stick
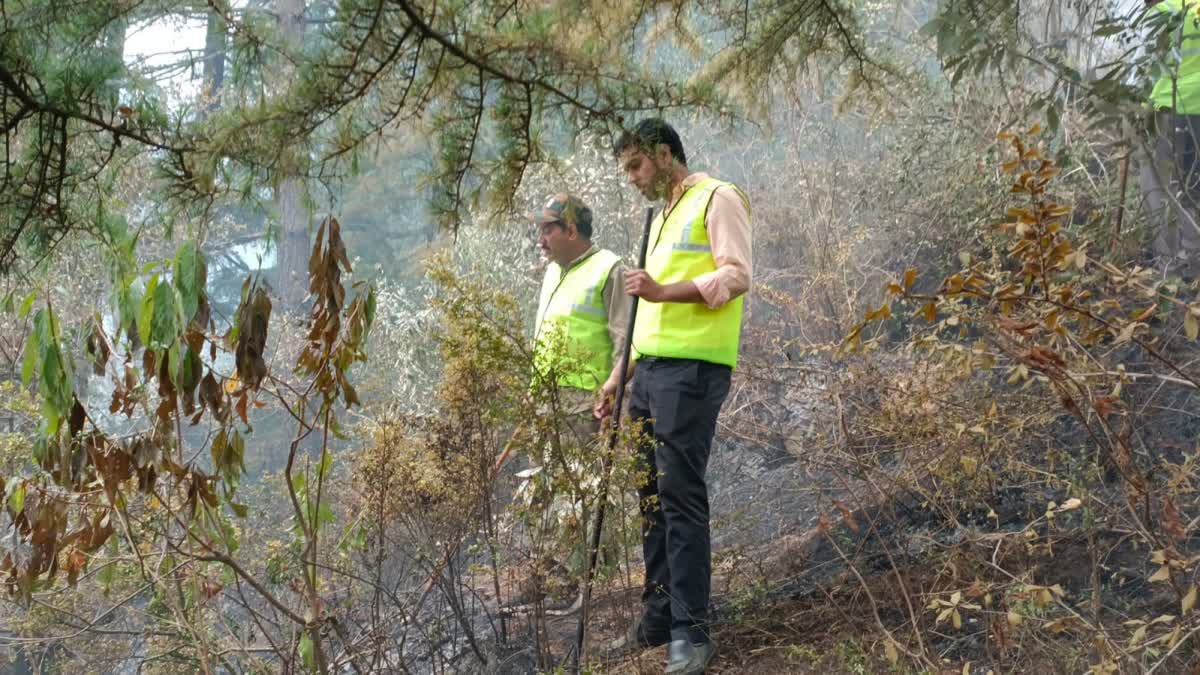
[572,206,655,671]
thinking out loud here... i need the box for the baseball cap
[529,193,592,232]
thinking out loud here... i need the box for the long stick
[572,206,655,671]
[1112,151,1130,256]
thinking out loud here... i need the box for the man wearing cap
[511,193,630,610]
[599,118,751,674]
[531,193,630,414]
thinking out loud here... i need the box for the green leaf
[317,450,333,481]
[138,275,159,348]
[316,503,334,527]
[168,341,181,386]
[114,280,142,343]
[42,400,61,436]
[299,633,315,671]
[7,481,25,514]
[150,280,178,350]
[173,241,202,322]
[329,416,349,441]
[21,334,38,387]
[230,431,245,479]
[18,291,35,319]
[291,471,306,495]
[98,537,119,597]
[339,519,368,553]
[181,346,201,393]
[229,501,248,518]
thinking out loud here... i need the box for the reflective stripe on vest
[632,177,747,368]
[534,248,620,390]
[1151,1,1200,114]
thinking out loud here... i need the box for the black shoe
[664,639,716,674]
[604,621,671,657]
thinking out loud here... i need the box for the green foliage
[0,225,376,670]
[21,304,72,435]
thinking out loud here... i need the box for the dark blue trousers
[628,356,731,644]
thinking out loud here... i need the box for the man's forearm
[654,280,704,304]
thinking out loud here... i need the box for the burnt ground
[470,380,1200,675]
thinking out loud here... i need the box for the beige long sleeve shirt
[663,172,753,309]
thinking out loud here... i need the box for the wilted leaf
[85,320,110,376]
[200,371,223,420]
[64,547,87,587]
[1115,321,1144,345]
[1163,497,1187,542]
[959,455,978,477]
[831,500,858,532]
[1150,565,1171,583]
[1184,586,1197,614]
[1044,617,1075,634]
[865,302,892,322]
[1168,624,1183,648]
[1129,624,1147,647]
[234,286,271,390]
[1007,610,1022,626]
[923,302,937,323]
[883,639,898,665]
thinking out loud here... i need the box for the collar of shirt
[560,243,599,271]
[666,171,712,213]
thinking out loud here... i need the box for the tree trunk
[274,0,309,310]
[202,5,227,114]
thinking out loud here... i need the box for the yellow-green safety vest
[632,177,747,368]
[534,248,621,391]
[1151,0,1200,114]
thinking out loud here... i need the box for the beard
[643,170,670,201]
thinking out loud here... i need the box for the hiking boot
[664,639,716,674]
[604,620,671,657]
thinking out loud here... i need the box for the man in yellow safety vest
[508,193,630,612]
[599,119,752,674]
[531,193,630,409]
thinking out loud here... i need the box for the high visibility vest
[632,177,746,368]
[534,248,621,391]
[1151,1,1200,114]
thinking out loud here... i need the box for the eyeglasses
[535,221,564,237]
